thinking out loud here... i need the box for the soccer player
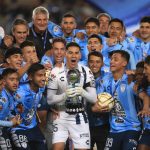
[1,19,29,48]
[0,19,29,63]
[0,69,21,149]
[41,37,66,68]
[11,19,29,48]
[87,51,109,150]
[93,50,141,150]
[107,18,136,70]
[97,13,111,36]
[87,34,110,73]
[130,16,150,64]
[61,13,77,43]
[47,42,97,150]
[0,47,23,74]
[77,17,107,65]
[19,40,39,84]
[11,63,47,150]
[137,55,150,150]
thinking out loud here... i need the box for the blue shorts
[104,130,140,150]
[138,129,150,147]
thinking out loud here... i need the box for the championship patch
[53,26,59,32]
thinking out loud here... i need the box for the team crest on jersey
[120,84,126,92]
[53,26,59,32]
[49,38,53,43]
[15,94,21,100]
[128,37,134,43]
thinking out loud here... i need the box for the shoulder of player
[125,35,141,44]
[78,64,91,73]
[16,84,31,96]
[51,65,65,75]
[0,89,8,103]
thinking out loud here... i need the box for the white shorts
[52,111,90,149]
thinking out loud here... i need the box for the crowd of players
[0,5,149,150]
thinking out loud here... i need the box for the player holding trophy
[47,42,97,150]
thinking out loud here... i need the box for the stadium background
[0,0,150,34]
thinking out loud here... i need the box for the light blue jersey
[127,36,150,64]
[0,89,15,127]
[41,54,53,66]
[143,86,150,129]
[76,34,109,69]
[12,84,44,130]
[102,73,141,133]
[87,72,109,127]
[105,39,136,70]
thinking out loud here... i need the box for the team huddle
[0,5,149,150]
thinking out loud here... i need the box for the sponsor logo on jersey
[80,133,89,138]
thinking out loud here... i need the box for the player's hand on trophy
[65,85,76,99]
[74,83,86,96]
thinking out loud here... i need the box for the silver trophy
[67,69,80,103]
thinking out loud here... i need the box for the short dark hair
[2,68,18,78]
[88,34,102,44]
[136,61,144,69]
[20,40,35,49]
[27,63,45,76]
[52,37,66,47]
[62,13,76,21]
[140,16,150,24]
[109,50,130,63]
[5,47,22,59]
[88,51,103,62]
[12,18,28,32]
[84,17,99,27]
[66,42,80,51]
[109,18,124,28]
[145,55,150,65]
